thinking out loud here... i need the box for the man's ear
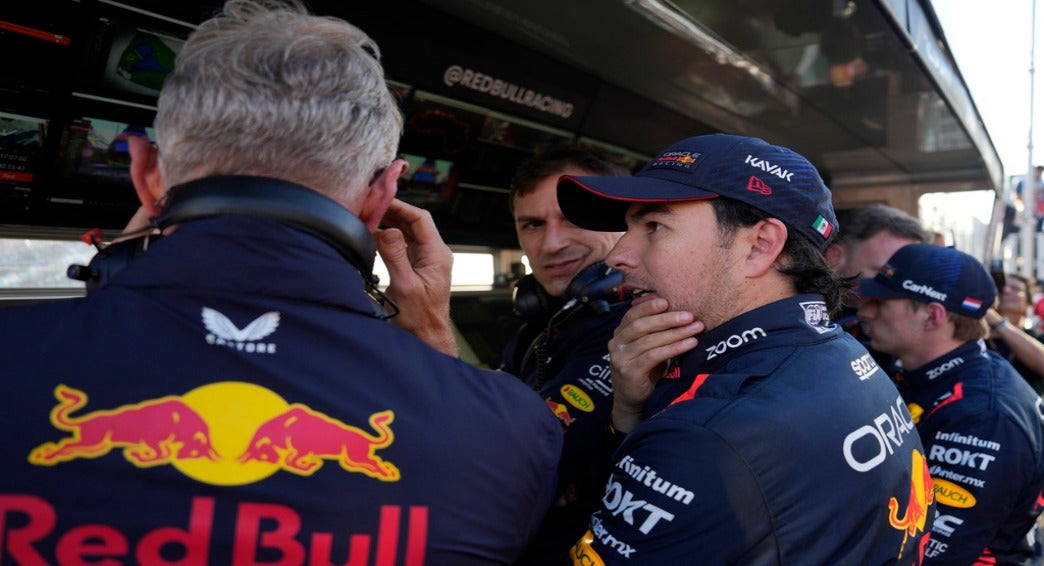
[128,135,165,217]
[824,242,845,272]
[923,302,950,331]
[358,158,409,231]
[744,218,788,276]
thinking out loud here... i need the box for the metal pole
[1022,0,1038,279]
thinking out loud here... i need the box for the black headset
[511,260,625,390]
[68,175,396,319]
[512,259,625,324]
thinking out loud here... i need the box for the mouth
[542,258,582,277]
[623,284,654,298]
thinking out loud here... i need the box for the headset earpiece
[511,260,625,324]
[564,260,624,307]
[512,274,559,324]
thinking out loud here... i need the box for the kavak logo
[203,307,279,353]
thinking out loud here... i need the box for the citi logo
[927,357,963,380]
[706,327,766,360]
[202,307,279,354]
[902,280,947,301]
[745,155,794,181]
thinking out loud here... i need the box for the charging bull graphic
[236,406,400,481]
[29,385,220,466]
[889,449,934,560]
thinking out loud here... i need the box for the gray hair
[154,0,403,201]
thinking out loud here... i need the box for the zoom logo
[706,327,766,360]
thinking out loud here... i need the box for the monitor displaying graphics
[99,20,184,98]
[398,153,456,206]
[0,111,48,186]
[57,117,156,187]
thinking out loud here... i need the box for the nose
[607,232,637,272]
[541,221,571,253]
[856,298,879,321]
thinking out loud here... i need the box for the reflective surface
[419,0,1001,193]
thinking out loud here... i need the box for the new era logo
[747,176,772,195]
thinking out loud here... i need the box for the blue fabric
[0,212,562,565]
[896,339,1044,565]
[577,295,933,564]
[502,293,628,565]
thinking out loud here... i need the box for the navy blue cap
[557,133,838,250]
[856,243,996,319]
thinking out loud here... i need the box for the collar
[673,294,839,376]
[108,215,385,318]
[896,339,990,387]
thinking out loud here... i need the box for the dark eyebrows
[514,214,543,225]
[626,202,672,224]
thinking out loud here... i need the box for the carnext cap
[856,243,996,319]
[557,133,838,250]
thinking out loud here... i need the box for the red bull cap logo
[29,382,400,485]
[651,151,699,169]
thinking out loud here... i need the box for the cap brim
[557,174,717,231]
[854,277,909,300]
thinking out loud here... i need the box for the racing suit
[501,286,628,565]
[895,339,1044,564]
[0,213,562,565]
[572,295,933,565]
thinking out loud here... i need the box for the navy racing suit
[502,280,629,565]
[573,295,934,564]
[0,212,562,565]
[895,339,1044,564]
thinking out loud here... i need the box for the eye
[645,220,665,234]
[519,220,544,231]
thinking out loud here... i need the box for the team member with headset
[500,142,631,565]
[0,1,562,563]
[558,133,933,564]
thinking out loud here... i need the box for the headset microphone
[514,260,627,390]
[562,260,624,315]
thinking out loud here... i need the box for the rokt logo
[29,383,399,485]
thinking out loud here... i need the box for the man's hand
[375,198,458,357]
[608,295,702,433]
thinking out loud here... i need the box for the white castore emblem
[202,307,280,353]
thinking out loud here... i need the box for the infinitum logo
[203,307,279,354]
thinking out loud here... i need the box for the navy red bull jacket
[572,295,934,565]
[501,290,628,565]
[0,215,562,565]
[894,339,1044,565]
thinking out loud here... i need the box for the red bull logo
[546,397,574,427]
[653,152,698,167]
[1,495,429,565]
[888,449,934,560]
[29,382,399,486]
[236,406,400,481]
[29,385,219,466]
